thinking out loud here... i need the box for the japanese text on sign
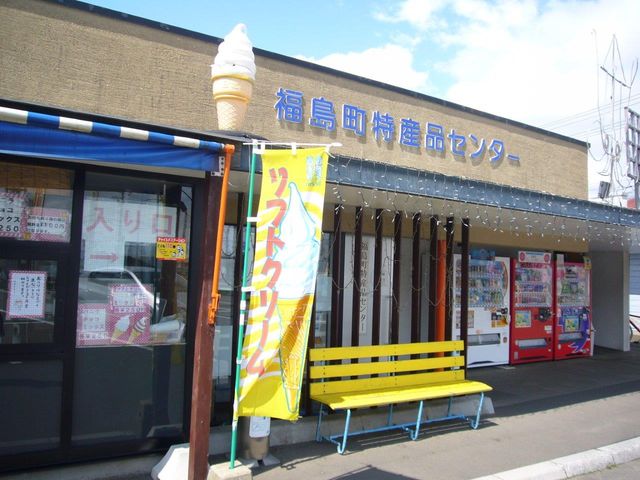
[7,271,47,319]
[274,88,521,163]
[156,237,187,261]
[0,192,25,238]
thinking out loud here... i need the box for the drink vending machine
[510,251,554,364]
[554,257,592,360]
[454,254,510,367]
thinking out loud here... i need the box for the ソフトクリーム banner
[237,147,328,420]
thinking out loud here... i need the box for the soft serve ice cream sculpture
[211,24,256,130]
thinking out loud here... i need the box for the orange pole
[436,239,447,346]
[208,144,235,325]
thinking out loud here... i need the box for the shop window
[0,162,73,243]
[72,172,192,445]
[211,225,239,425]
[313,232,333,348]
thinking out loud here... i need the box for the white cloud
[297,44,430,92]
[431,0,640,197]
[374,0,450,30]
[299,0,640,198]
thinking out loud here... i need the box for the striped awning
[0,106,225,172]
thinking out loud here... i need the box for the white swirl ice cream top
[211,23,256,80]
[273,182,320,299]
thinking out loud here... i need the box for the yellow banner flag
[237,147,328,420]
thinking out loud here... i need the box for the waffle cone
[129,329,142,343]
[278,297,312,411]
[111,327,127,342]
[212,74,253,130]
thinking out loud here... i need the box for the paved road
[573,458,640,479]
[248,392,640,480]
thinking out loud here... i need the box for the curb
[473,437,640,480]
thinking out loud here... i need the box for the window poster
[76,304,109,346]
[0,192,26,238]
[82,198,177,271]
[108,283,152,345]
[155,236,187,261]
[26,207,71,242]
[7,271,47,319]
[77,284,153,347]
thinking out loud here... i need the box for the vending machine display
[454,255,510,367]
[510,251,554,364]
[555,259,591,359]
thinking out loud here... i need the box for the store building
[1,0,638,471]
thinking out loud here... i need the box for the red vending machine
[510,251,554,364]
[554,257,592,360]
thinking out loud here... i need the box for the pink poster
[107,283,152,345]
[76,303,110,346]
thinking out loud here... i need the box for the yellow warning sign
[156,237,187,261]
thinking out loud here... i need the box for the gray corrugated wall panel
[630,255,640,295]
[232,150,640,228]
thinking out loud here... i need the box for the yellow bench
[309,340,492,454]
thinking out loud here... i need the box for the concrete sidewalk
[243,391,640,480]
[4,346,640,479]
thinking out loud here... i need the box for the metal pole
[229,146,258,469]
[461,218,470,370]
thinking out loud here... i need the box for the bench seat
[311,379,492,410]
[309,340,492,453]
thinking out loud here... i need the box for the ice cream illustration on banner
[129,316,148,343]
[274,182,320,413]
[111,315,131,342]
[211,23,255,130]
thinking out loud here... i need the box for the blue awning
[0,107,224,172]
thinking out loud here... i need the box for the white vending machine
[454,254,511,367]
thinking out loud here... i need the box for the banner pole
[229,144,259,469]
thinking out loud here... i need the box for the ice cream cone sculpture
[129,316,148,343]
[211,24,255,130]
[111,315,131,342]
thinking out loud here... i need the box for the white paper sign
[7,271,47,319]
[0,192,26,238]
[249,416,271,438]
[82,198,177,271]
[518,250,551,264]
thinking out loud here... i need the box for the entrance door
[0,160,75,460]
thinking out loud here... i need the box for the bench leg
[469,392,485,430]
[337,409,352,454]
[387,404,394,426]
[315,404,325,442]
[402,400,424,441]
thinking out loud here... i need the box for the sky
[87,0,640,203]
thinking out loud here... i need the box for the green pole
[229,145,258,469]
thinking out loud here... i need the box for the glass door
[72,172,193,446]
[0,161,75,458]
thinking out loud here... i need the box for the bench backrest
[309,340,466,397]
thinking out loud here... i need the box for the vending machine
[554,258,592,359]
[510,251,554,364]
[454,254,510,368]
